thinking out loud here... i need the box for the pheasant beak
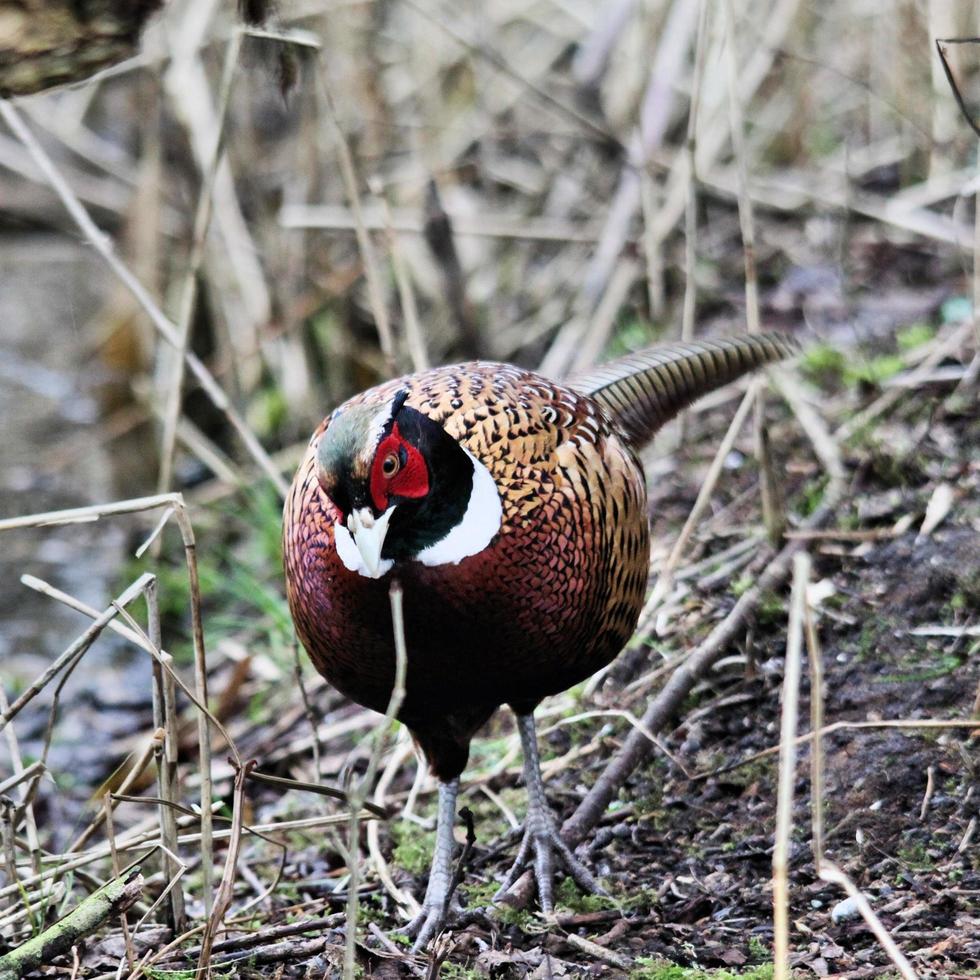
[347,506,395,578]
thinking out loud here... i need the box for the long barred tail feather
[569,333,800,450]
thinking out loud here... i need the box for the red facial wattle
[370,422,430,511]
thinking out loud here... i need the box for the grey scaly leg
[404,776,459,950]
[494,712,603,913]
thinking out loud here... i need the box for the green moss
[800,342,846,385]
[897,839,934,871]
[391,819,435,876]
[438,963,481,979]
[844,354,904,386]
[629,960,777,980]
[459,880,498,906]
[896,323,934,351]
[555,877,616,914]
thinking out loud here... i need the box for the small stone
[831,895,862,923]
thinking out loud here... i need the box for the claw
[494,712,604,913]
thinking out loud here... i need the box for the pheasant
[283,333,797,947]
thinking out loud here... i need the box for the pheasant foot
[494,712,604,913]
[399,777,459,951]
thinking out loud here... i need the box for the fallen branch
[0,870,144,980]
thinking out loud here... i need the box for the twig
[377,186,428,371]
[919,766,936,823]
[805,585,825,867]
[198,759,256,977]
[148,579,186,932]
[68,729,163,853]
[561,932,631,970]
[0,574,151,732]
[679,0,709,349]
[0,763,45,798]
[244,770,389,819]
[773,552,809,980]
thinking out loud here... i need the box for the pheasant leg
[494,712,603,913]
[402,776,459,951]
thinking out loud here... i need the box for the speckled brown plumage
[284,362,648,778]
[283,333,798,780]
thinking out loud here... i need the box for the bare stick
[722,0,782,546]
[0,762,45,798]
[198,760,256,977]
[69,730,163,853]
[147,579,186,932]
[773,552,809,979]
[18,576,238,764]
[805,589,825,867]
[0,101,288,497]
[0,687,42,877]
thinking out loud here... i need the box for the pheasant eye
[381,452,400,477]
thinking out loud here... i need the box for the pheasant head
[314,389,502,579]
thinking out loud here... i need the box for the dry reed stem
[0,101,289,497]
[171,503,215,914]
[69,730,164,853]
[804,590,825,867]
[773,551,809,979]
[0,811,367,907]
[158,29,243,496]
[721,0,784,549]
[101,794,135,972]
[147,579,186,932]
[0,687,42,879]
[575,0,701,317]
[17,575,238,766]
[280,204,607,243]
[198,760,255,977]
[0,762,45,798]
